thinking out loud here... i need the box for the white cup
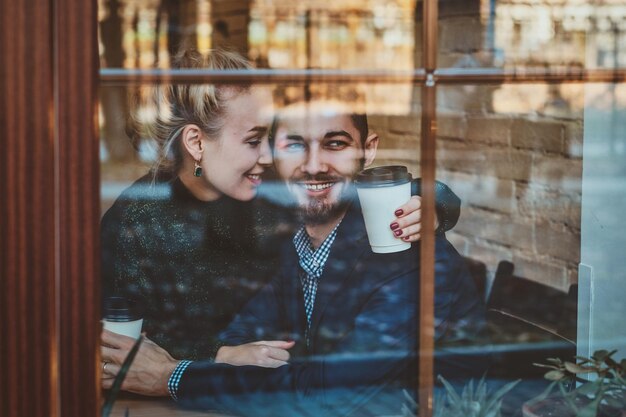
[355,166,412,253]
[102,296,143,339]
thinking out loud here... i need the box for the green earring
[193,161,202,177]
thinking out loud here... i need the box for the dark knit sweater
[101,173,288,359]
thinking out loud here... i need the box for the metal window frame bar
[420,0,438,414]
[99,67,626,85]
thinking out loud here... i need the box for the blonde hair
[128,48,252,178]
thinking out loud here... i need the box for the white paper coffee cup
[355,166,412,253]
[102,296,143,339]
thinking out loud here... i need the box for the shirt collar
[293,221,342,278]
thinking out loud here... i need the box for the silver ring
[103,361,109,373]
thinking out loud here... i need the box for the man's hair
[350,113,368,147]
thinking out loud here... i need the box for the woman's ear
[363,132,379,167]
[180,125,204,161]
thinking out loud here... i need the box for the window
[3,0,625,416]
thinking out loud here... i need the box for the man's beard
[298,194,352,225]
[294,175,358,226]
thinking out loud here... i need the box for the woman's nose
[257,137,273,167]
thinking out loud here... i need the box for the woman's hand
[101,330,178,397]
[215,340,295,368]
[389,196,440,242]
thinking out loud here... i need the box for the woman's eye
[246,138,262,147]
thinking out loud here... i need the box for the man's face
[273,101,378,225]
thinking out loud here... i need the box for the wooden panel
[55,0,101,415]
[0,1,58,416]
[1,0,100,415]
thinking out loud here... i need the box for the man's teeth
[303,183,333,191]
[247,174,260,180]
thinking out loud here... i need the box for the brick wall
[370,91,582,294]
[370,0,582,293]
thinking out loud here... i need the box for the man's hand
[101,329,179,397]
[215,340,295,368]
[390,195,440,242]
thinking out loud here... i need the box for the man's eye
[285,142,306,152]
[326,140,348,149]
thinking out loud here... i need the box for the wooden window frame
[1,0,100,416]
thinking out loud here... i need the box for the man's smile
[299,182,335,191]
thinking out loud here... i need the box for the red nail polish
[403,236,410,241]
[395,209,404,216]
[394,229,403,237]
[390,222,399,230]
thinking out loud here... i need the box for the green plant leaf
[575,380,601,396]
[545,370,566,381]
[576,392,602,417]
[604,396,624,409]
[574,356,594,365]
[527,381,558,406]
[564,362,595,374]
[102,336,144,417]
[483,379,520,413]
[533,362,560,370]
[559,382,580,412]
[593,350,616,362]
[438,375,463,406]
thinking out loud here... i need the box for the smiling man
[273,100,374,230]
[101,97,484,416]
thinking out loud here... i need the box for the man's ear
[180,125,204,161]
[363,132,379,168]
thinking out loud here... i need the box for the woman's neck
[178,170,221,202]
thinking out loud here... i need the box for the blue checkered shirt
[167,360,192,401]
[293,222,341,343]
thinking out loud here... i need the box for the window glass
[98,0,419,70]
[97,1,626,416]
[100,76,439,416]
[437,0,626,70]
[579,82,626,357]
[435,81,626,414]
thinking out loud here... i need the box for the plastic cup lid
[102,296,142,322]
[355,165,412,187]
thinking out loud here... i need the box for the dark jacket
[176,202,485,416]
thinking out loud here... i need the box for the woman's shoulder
[101,172,176,226]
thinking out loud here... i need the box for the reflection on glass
[249,1,415,69]
[579,83,626,357]
[99,46,490,413]
[438,0,626,70]
[98,0,417,70]
[96,2,626,416]
[437,83,585,413]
